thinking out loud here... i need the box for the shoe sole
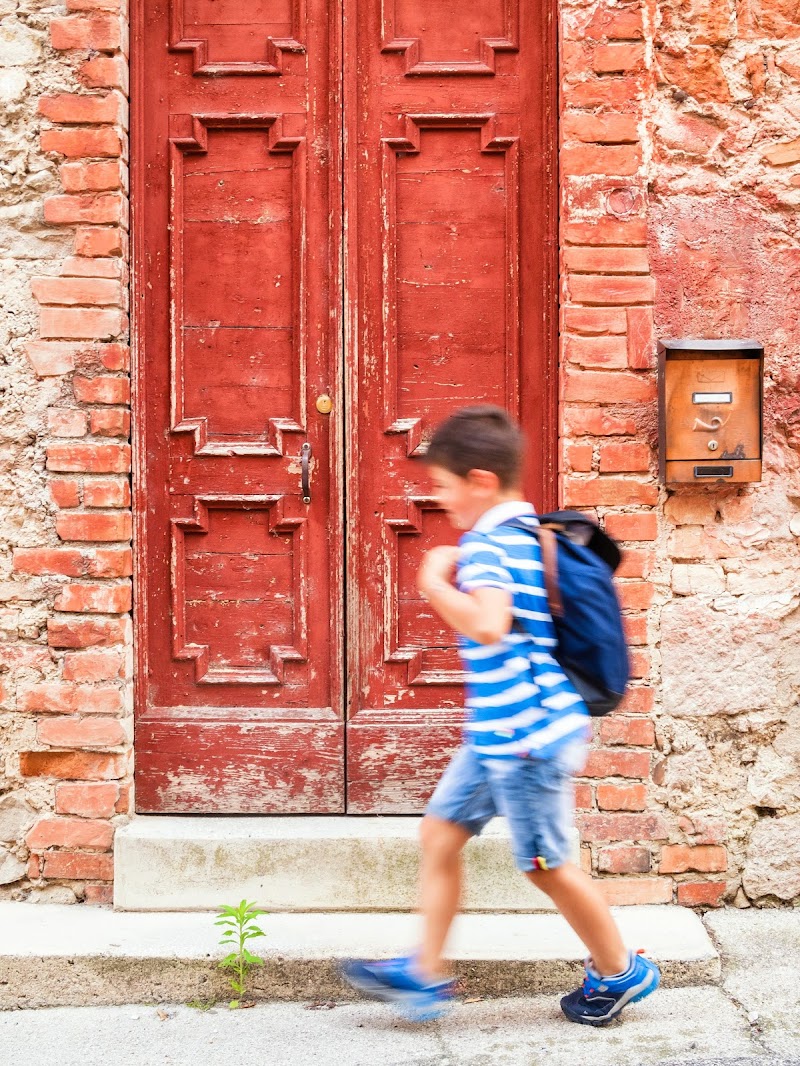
[339,962,452,1023]
[561,964,661,1027]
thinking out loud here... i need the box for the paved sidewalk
[0,910,797,1066]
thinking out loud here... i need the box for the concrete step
[0,903,719,1010]
[114,816,582,912]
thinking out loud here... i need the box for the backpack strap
[537,525,564,619]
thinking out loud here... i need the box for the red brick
[584,5,645,41]
[565,335,628,368]
[660,844,727,874]
[54,582,131,614]
[563,219,648,246]
[47,443,130,474]
[563,407,637,437]
[50,478,82,509]
[597,783,648,811]
[618,682,652,716]
[63,650,125,682]
[19,682,124,716]
[39,93,122,125]
[566,443,594,473]
[74,228,124,258]
[90,408,130,438]
[56,781,122,817]
[604,513,658,541]
[56,512,132,542]
[26,341,78,377]
[574,782,593,809]
[44,193,126,228]
[83,478,130,508]
[19,751,127,780]
[623,614,648,646]
[599,717,655,747]
[563,306,628,335]
[679,816,727,846]
[627,306,655,369]
[90,549,132,577]
[578,812,670,842]
[98,343,129,371]
[50,15,122,51]
[38,717,126,750]
[84,883,114,903]
[115,782,132,814]
[63,257,124,279]
[60,161,124,194]
[617,582,655,611]
[564,77,645,109]
[79,55,128,91]
[563,370,656,404]
[593,43,646,74]
[40,307,126,341]
[69,0,124,9]
[564,247,649,274]
[563,477,658,507]
[561,144,642,177]
[599,878,672,905]
[26,816,114,850]
[599,442,651,473]
[581,749,650,779]
[616,548,655,579]
[27,855,41,879]
[40,127,122,160]
[47,409,88,437]
[48,615,128,649]
[33,275,123,305]
[41,851,114,881]
[74,376,130,404]
[562,112,639,144]
[580,846,592,873]
[14,548,85,577]
[677,881,726,907]
[628,648,651,679]
[598,845,651,873]
[567,275,656,305]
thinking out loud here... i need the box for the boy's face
[427,465,502,530]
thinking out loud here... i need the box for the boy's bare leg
[528,862,629,977]
[416,815,472,982]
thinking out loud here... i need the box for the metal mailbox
[658,338,764,485]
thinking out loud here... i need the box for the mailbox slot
[658,339,763,485]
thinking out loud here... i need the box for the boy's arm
[418,545,513,645]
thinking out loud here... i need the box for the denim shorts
[425,743,584,873]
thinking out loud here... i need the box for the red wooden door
[345,1,557,811]
[132,0,345,812]
[132,1,556,814]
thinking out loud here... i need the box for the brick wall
[0,0,798,907]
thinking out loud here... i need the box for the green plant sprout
[215,899,267,1009]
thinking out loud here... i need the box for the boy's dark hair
[425,406,524,489]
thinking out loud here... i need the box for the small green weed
[186,998,216,1012]
[215,898,267,1009]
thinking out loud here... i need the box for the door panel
[345,0,557,812]
[132,0,344,813]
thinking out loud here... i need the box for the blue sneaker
[560,950,660,1026]
[340,955,456,1022]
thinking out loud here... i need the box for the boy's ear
[466,468,501,493]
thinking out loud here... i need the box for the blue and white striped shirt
[457,501,590,759]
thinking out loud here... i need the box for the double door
[132,0,557,813]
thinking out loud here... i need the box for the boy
[342,405,659,1026]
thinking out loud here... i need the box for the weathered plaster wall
[0,0,797,907]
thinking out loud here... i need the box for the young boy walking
[342,405,659,1026]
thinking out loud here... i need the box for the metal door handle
[301,442,311,503]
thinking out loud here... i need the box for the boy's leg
[416,815,473,981]
[526,863,627,976]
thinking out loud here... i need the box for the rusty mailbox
[658,338,764,485]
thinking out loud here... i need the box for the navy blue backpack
[507,511,630,717]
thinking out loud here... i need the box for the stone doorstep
[113,816,578,912]
[0,904,720,1010]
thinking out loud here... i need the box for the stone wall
[0,0,797,906]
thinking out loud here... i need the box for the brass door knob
[316,394,333,415]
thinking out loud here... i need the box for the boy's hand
[418,546,460,598]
